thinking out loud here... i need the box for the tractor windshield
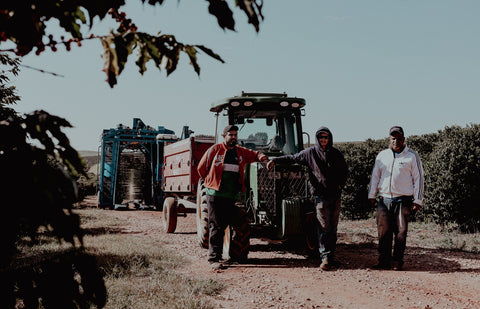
[216,110,302,155]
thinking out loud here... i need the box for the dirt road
[99,208,480,309]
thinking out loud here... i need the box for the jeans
[376,196,412,265]
[314,196,341,261]
[206,194,247,262]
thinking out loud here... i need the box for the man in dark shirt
[267,127,348,270]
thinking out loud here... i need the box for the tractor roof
[210,92,306,113]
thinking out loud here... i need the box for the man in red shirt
[198,125,270,270]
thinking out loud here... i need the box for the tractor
[162,92,316,260]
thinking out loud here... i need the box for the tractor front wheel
[196,180,209,248]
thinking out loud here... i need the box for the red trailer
[162,135,214,233]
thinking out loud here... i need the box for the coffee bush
[338,124,480,231]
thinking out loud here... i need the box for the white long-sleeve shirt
[368,145,424,205]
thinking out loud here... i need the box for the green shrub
[421,124,480,231]
[337,139,386,219]
[338,124,480,232]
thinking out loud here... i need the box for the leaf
[207,0,236,31]
[237,0,263,32]
[82,0,126,24]
[57,7,87,39]
[144,0,166,5]
[113,32,137,75]
[195,45,225,63]
[161,37,181,76]
[135,44,152,75]
[100,35,119,87]
[185,45,200,75]
[136,32,163,69]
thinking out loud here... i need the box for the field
[71,203,480,309]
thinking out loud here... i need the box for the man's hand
[369,198,376,207]
[412,203,421,212]
[266,160,274,170]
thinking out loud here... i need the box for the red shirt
[197,142,268,192]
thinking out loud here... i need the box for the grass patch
[17,208,480,308]
[339,219,480,253]
[408,222,480,253]
[75,209,223,309]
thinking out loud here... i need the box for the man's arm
[197,146,213,179]
[411,152,425,209]
[266,151,305,170]
[367,154,382,201]
[239,146,270,165]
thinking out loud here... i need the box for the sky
[9,0,480,151]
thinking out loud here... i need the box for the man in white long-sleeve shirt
[368,126,424,270]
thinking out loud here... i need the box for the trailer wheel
[196,180,209,248]
[228,209,250,262]
[162,197,177,233]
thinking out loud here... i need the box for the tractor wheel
[228,209,250,262]
[304,212,318,257]
[196,179,209,248]
[162,197,177,233]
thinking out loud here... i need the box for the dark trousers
[314,196,341,261]
[376,196,412,265]
[206,194,245,262]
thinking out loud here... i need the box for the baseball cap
[389,126,404,136]
[223,125,239,134]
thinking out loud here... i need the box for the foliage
[77,172,98,202]
[404,132,439,159]
[78,208,223,309]
[0,54,20,119]
[421,124,480,232]
[337,139,386,220]
[339,124,480,232]
[0,0,264,87]
[0,109,107,308]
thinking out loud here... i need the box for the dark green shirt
[206,148,240,199]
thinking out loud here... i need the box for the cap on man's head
[389,126,404,136]
[223,125,239,135]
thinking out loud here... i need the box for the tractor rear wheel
[228,209,250,262]
[162,197,177,233]
[196,179,209,248]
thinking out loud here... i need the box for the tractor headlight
[280,101,289,107]
[230,101,240,107]
[244,101,253,107]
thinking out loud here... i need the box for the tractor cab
[210,92,306,156]
[210,92,311,239]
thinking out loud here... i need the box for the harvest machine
[97,118,181,209]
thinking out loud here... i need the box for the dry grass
[339,219,480,253]
[19,209,480,308]
[24,209,223,309]
[408,221,480,253]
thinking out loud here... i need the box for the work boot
[320,258,330,271]
[209,261,225,271]
[392,261,404,271]
[371,261,391,270]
